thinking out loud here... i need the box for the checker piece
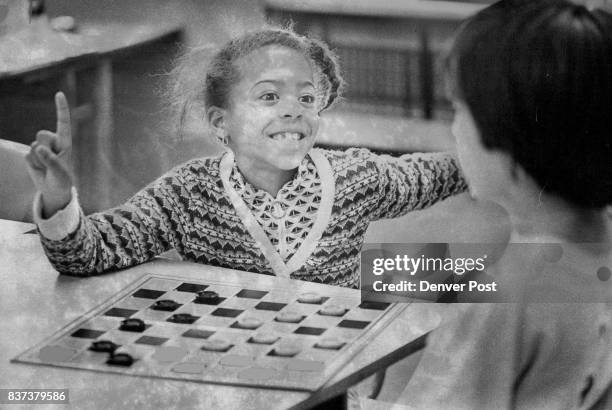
[250,333,280,345]
[201,338,232,352]
[236,317,263,330]
[319,304,347,317]
[107,352,134,366]
[151,299,181,311]
[297,292,322,304]
[273,344,301,357]
[194,290,221,304]
[275,311,304,323]
[89,340,119,353]
[168,313,199,324]
[119,318,146,332]
[315,337,345,350]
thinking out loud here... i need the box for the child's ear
[206,106,226,136]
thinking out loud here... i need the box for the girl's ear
[207,106,226,132]
[206,106,228,143]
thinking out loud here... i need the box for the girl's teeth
[271,132,302,141]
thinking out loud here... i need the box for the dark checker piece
[135,336,168,346]
[104,307,138,318]
[359,301,391,310]
[107,352,134,366]
[255,301,287,311]
[89,340,119,353]
[235,289,268,299]
[194,290,225,305]
[211,308,243,318]
[294,326,326,336]
[151,299,182,311]
[176,282,209,293]
[70,329,105,339]
[168,313,200,324]
[338,319,370,330]
[119,318,146,332]
[132,289,166,299]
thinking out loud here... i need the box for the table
[0,219,442,410]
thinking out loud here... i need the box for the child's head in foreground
[447,0,612,210]
[175,28,344,174]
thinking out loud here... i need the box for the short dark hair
[448,0,612,208]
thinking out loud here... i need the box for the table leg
[91,59,114,210]
[310,393,347,410]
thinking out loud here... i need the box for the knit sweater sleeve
[39,170,188,276]
[371,151,467,221]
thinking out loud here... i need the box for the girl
[25,28,466,288]
[361,0,612,408]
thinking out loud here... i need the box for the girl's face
[451,100,511,202]
[219,45,320,174]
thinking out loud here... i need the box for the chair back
[0,139,34,222]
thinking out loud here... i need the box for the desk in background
[0,218,442,409]
[265,0,486,119]
[0,21,182,213]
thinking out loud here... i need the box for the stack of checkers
[16,275,395,391]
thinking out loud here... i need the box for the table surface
[264,0,486,21]
[0,218,442,410]
[0,21,182,78]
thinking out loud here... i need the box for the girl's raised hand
[25,92,74,218]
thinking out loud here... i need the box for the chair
[0,139,35,222]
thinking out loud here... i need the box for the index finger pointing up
[55,91,72,147]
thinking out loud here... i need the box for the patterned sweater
[38,148,466,288]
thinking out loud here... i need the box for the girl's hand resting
[25,92,73,218]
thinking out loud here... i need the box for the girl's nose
[280,99,303,119]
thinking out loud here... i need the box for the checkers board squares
[12,274,403,391]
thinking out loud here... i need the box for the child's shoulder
[164,153,224,180]
[315,146,380,168]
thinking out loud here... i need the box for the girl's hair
[447,0,612,208]
[170,27,344,138]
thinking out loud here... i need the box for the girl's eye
[260,92,278,102]
[299,94,315,104]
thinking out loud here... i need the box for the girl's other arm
[372,151,467,220]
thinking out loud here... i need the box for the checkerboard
[13,274,404,391]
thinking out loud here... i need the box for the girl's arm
[25,92,181,276]
[371,151,467,221]
[36,174,184,276]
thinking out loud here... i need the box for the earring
[216,133,228,145]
